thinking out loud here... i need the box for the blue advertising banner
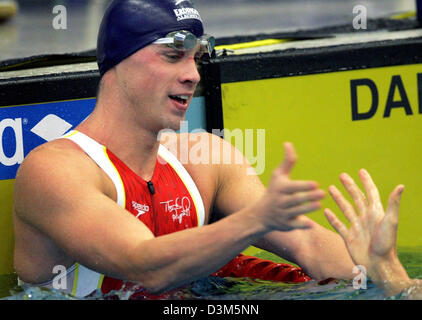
[0,99,96,180]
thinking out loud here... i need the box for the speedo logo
[173,7,202,22]
[0,115,72,166]
[132,201,150,218]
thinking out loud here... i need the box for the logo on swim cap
[173,8,202,22]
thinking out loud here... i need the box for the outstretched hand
[323,169,417,297]
[258,142,325,232]
[324,169,403,272]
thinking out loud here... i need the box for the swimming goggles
[153,30,215,56]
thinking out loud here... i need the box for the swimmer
[13,0,355,298]
[324,169,422,299]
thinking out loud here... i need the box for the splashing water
[2,248,421,300]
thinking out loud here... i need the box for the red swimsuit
[101,148,203,294]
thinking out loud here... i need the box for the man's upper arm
[210,134,266,219]
[13,142,155,279]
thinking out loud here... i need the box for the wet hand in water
[323,169,404,274]
[257,142,325,232]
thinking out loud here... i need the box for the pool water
[2,248,421,300]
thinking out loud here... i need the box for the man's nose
[179,58,201,85]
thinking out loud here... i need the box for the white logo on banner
[30,114,72,142]
[0,114,72,167]
[0,118,24,166]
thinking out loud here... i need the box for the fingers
[284,216,313,230]
[339,173,367,216]
[325,170,404,243]
[385,184,405,226]
[280,189,326,208]
[324,208,348,240]
[328,185,359,226]
[275,180,320,194]
[359,169,381,207]
[283,201,322,218]
[278,142,297,177]
[270,143,319,194]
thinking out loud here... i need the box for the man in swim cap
[13,0,356,297]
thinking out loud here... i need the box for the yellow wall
[222,63,422,248]
[0,180,14,274]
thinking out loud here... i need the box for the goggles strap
[153,38,174,45]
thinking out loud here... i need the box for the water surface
[2,248,420,300]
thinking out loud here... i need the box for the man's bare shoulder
[16,138,97,182]
[14,139,108,220]
[22,138,80,158]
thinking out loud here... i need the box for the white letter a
[353,5,367,30]
[52,5,67,30]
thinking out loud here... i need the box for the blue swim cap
[97,0,204,77]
